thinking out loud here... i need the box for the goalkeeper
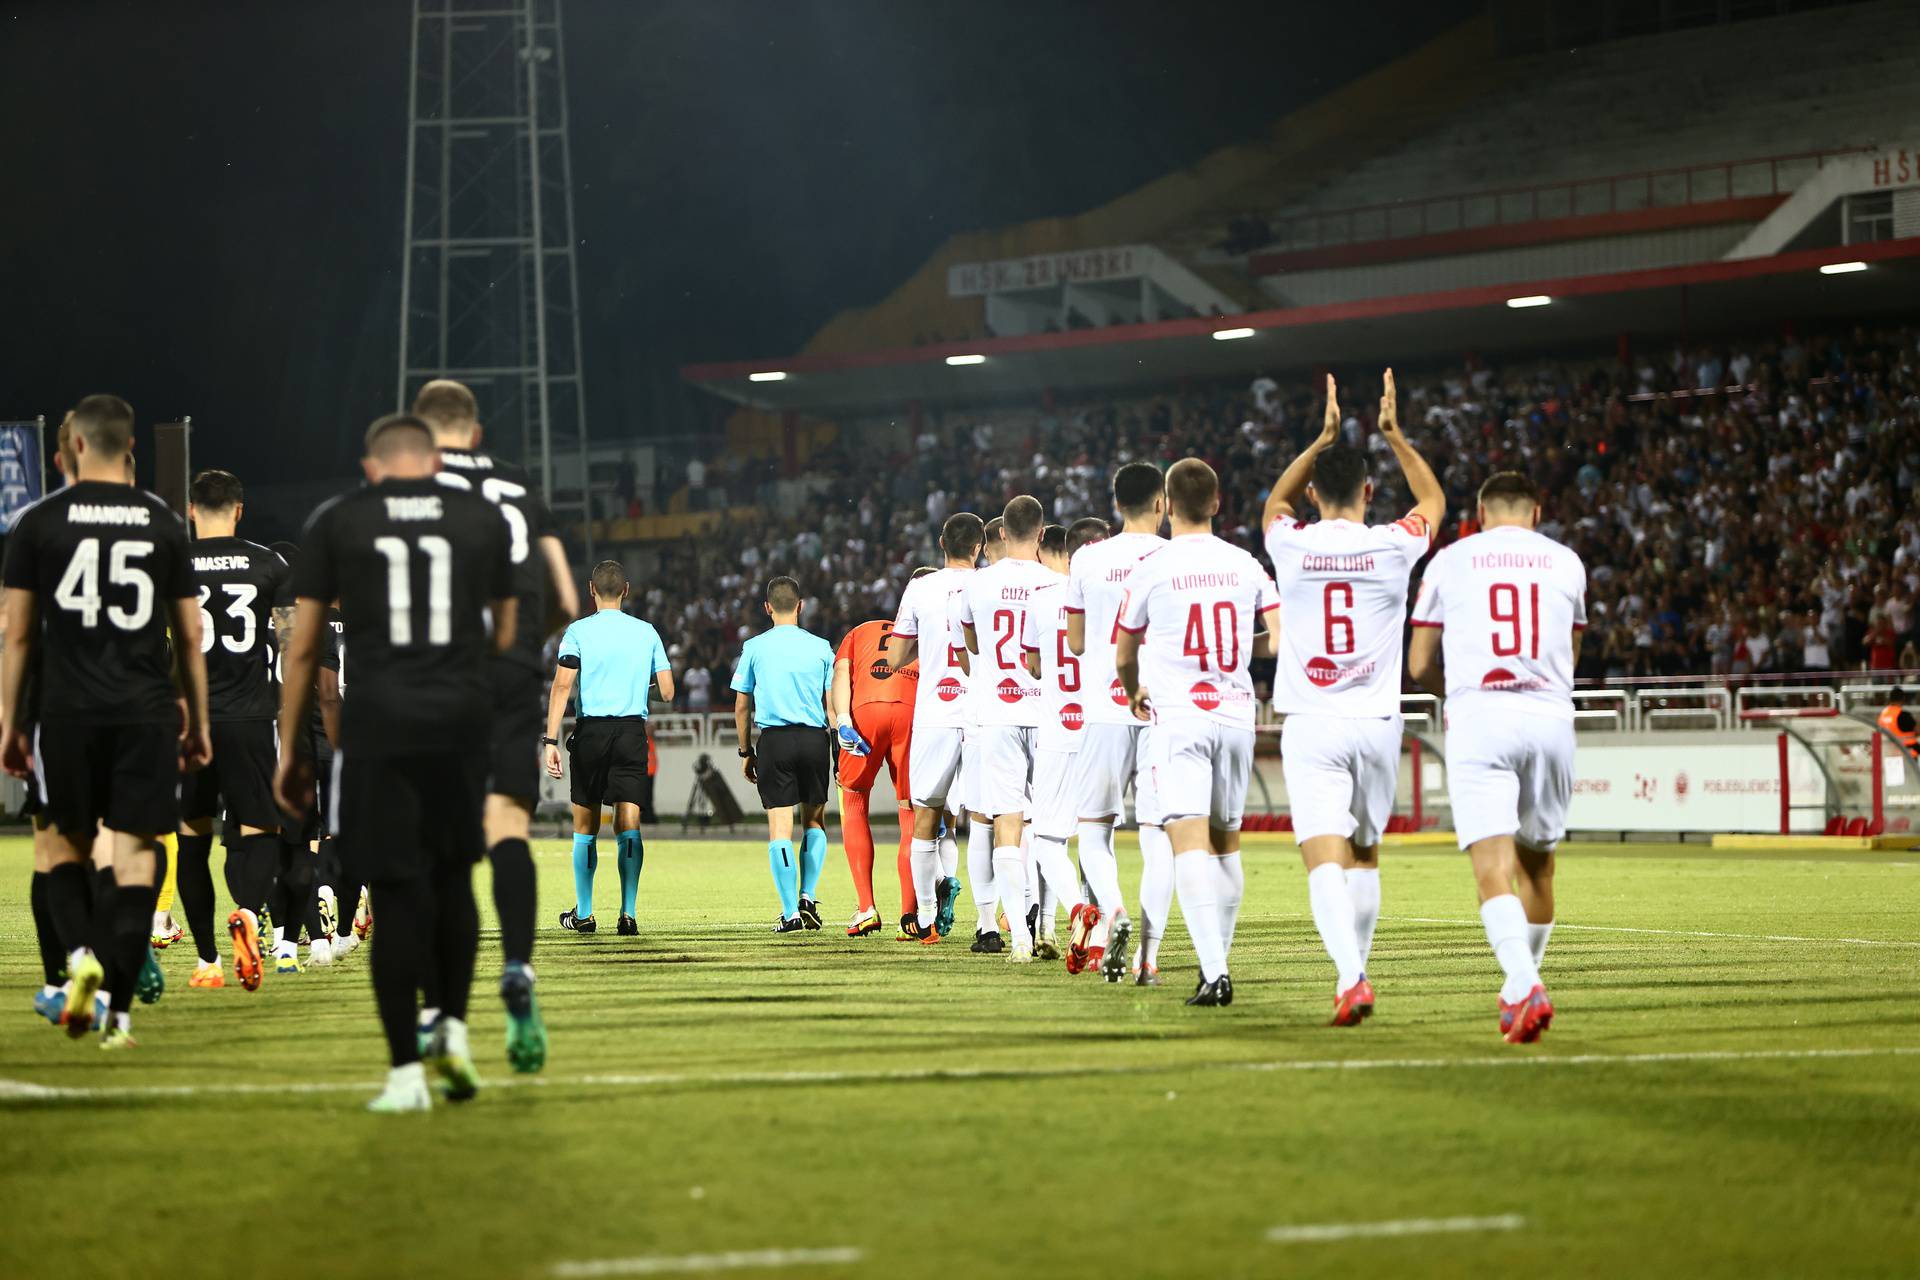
[831,609,919,938]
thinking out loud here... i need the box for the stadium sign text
[948,245,1157,297]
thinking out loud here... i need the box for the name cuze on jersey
[890,566,970,729]
[294,479,513,752]
[1064,531,1163,724]
[0,481,196,724]
[192,535,292,722]
[1410,524,1587,719]
[1265,513,1429,718]
[1116,534,1277,728]
[955,557,1054,727]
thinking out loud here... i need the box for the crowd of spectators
[620,325,1920,709]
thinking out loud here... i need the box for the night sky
[1,0,1475,487]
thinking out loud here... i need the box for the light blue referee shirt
[731,623,833,728]
[557,609,670,718]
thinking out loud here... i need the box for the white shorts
[1444,706,1575,851]
[907,726,964,811]
[1070,721,1141,822]
[1029,747,1079,840]
[972,724,1035,818]
[1133,725,1165,827]
[1144,719,1253,831]
[1280,714,1402,846]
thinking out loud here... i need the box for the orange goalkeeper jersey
[837,618,918,709]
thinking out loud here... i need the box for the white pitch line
[550,1246,864,1277]
[1387,916,1920,948]
[3,1046,1913,1105]
[1266,1214,1524,1244]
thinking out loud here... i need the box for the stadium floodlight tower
[397,0,591,549]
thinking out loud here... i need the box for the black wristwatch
[738,745,755,758]
[541,736,559,747]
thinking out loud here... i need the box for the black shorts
[183,720,282,830]
[489,660,545,806]
[567,717,650,808]
[754,725,830,810]
[32,720,179,839]
[334,748,487,884]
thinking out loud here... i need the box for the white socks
[1031,834,1083,917]
[1528,920,1554,968]
[1173,850,1227,980]
[967,820,997,932]
[1307,863,1365,990]
[1217,852,1244,952]
[1481,895,1541,1003]
[1076,821,1124,913]
[1346,866,1381,964]
[1138,825,1174,967]
[938,831,960,879]
[909,837,939,928]
[993,847,1031,949]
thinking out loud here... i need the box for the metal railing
[1255,145,1871,255]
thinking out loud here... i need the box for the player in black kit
[0,395,211,1049]
[274,413,515,1112]
[416,378,579,1073]
[176,469,293,991]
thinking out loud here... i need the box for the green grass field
[2,832,1917,1279]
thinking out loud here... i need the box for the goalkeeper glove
[836,715,870,757]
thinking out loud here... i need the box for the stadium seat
[1824,816,1846,836]
[1844,817,1869,838]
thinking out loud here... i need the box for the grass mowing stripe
[1385,916,1920,948]
[5,1045,1914,1105]
[1266,1215,1526,1244]
[549,1247,865,1277]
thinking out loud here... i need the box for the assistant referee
[731,576,835,934]
[544,561,674,937]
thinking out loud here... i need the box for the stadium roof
[682,236,1920,413]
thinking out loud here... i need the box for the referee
[731,576,834,934]
[543,561,674,937]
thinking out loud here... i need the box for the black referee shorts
[32,719,179,840]
[489,660,546,806]
[567,716,650,808]
[334,748,487,884]
[754,725,830,810]
[182,720,282,831]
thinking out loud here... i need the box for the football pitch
[1,833,1916,1279]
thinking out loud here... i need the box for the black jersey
[436,447,559,671]
[0,480,195,725]
[191,535,291,722]
[294,478,512,754]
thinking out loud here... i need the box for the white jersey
[956,556,1054,727]
[1117,533,1278,730]
[891,565,971,730]
[1020,577,1084,752]
[1265,513,1430,718]
[1411,524,1587,721]
[1065,531,1165,726]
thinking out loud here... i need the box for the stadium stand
[1179,0,1920,266]
[634,324,1919,703]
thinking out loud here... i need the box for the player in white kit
[1264,370,1445,1026]
[1020,518,1108,961]
[886,511,985,943]
[1064,462,1167,983]
[1116,460,1279,1006]
[947,517,1006,950]
[1408,471,1586,1044]
[956,497,1055,963]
